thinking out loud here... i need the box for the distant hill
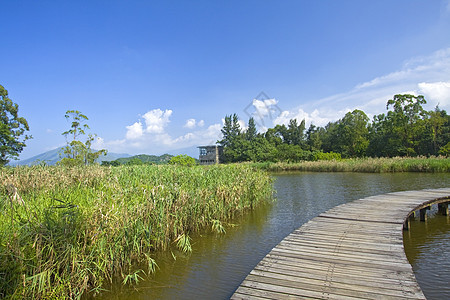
[9,145,200,166]
[114,154,173,165]
[9,147,131,166]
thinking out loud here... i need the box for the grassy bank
[0,164,273,299]
[252,156,450,173]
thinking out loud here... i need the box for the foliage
[59,110,107,166]
[312,151,342,161]
[439,142,450,156]
[103,154,173,166]
[0,84,31,166]
[0,164,273,299]
[334,110,369,157]
[368,94,429,157]
[168,154,196,166]
[219,94,450,163]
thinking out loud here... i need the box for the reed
[0,164,273,299]
[254,156,450,173]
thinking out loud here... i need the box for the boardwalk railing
[232,188,450,300]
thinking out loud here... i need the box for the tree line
[1,84,449,167]
[218,94,450,163]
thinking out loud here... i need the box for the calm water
[102,172,449,300]
[403,206,450,299]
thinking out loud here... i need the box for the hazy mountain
[9,145,201,166]
[9,147,131,166]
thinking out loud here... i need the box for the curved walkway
[231,188,450,300]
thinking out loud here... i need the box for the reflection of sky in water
[100,173,449,300]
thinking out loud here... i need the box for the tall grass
[0,164,273,299]
[253,156,450,173]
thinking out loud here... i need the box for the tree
[306,124,324,151]
[59,110,107,166]
[335,109,369,157]
[246,117,257,141]
[386,94,427,156]
[286,119,306,146]
[168,154,196,166]
[420,106,449,155]
[368,94,428,157]
[0,84,31,166]
[321,121,339,153]
[218,114,243,162]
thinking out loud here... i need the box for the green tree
[386,94,427,156]
[367,113,389,157]
[368,94,427,157]
[168,154,196,166]
[276,143,305,162]
[59,110,107,166]
[247,135,278,162]
[306,124,324,151]
[218,114,244,162]
[0,84,32,166]
[335,109,369,158]
[421,106,449,155]
[321,121,339,154]
[286,119,306,146]
[246,117,257,141]
[264,126,284,146]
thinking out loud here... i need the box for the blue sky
[2,0,450,159]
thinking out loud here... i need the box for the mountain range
[9,146,200,166]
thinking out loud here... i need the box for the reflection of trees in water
[403,211,450,299]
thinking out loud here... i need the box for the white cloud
[142,109,172,133]
[252,98,278,119]
[184,118,205,129]
[418,81,450,107]
[273,108,349,127]
[184,119,196,129]
[103,106,222,155]
[125,121,143,140]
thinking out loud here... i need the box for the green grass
[252,156,450,173]
[0,164,273,299]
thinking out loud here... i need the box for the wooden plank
[243,274,423,300]
[274,243,407,263]
[238,280,362,300]
[231,189,449,299]
[255,259,420,287]
[268,248,413,272]
[260,255,419,282]
[249,269,424,299]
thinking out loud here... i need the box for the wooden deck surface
[231,188,450,299]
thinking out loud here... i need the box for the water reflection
[99,172,449,300]
[404,207,450,300]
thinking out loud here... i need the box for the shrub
[168,154,196,166]
[312,151,342,161]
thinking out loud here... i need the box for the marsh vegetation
[0,164,272,299]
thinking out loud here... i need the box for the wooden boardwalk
[231,188,450,300]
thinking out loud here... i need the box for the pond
[101,172,449,300]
